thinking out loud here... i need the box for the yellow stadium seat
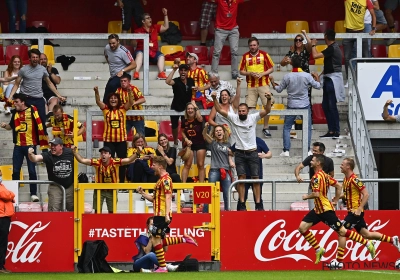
[180,164,198,178]
[388,44,400,57]
[286,21,309,34]
[157,21,180,40]
[0,165,23,180]
[31,45,56,64]
[160,45,184,66]
[108,21,131,34]
[144,120,158,142]
[314,45,327,65]
[334,20,346,34]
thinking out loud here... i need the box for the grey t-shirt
[42,148,74,188]
[19,64,49,98]
[104,44,134,77]
[209,140,230,170]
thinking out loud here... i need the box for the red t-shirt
[211,0,244,30]
[134,24,162,57]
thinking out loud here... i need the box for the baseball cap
[49,138,63,145]
[186,52,199,61]
[178,64,189,70]
[99,146,112,154]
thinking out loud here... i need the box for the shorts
[302,209,343,232]
[190,143,207,151]
[170,114,184,130]
[234,150,259,177]
[384,0,400,11]
[342,211,367,233]
[46,95,58,104]
[151,215,171,238]
[134,50,164,64]
[245,85,272,108]
[375,9,387,25]
[199,1,217,29]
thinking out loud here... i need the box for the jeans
[343,35,369,79]
[133,252,158,272]
[212,26,239,77]
[12,145,37,195]
[205,168,232,212]
[322,78,340,133]
[351,23,372,69]
[103,76,122,103]
[126,119,145,136]
[6,0,27,33]
[24,97,47,135]
[283,105,311,152]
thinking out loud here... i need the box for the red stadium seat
[371,45,387,58]
[209,45,231,65]
[159,120,182,142]
[82,121,104,148]
[30,21,50,31]
[310,21,332,33]
[5,45,29,64]
[181,21,200,40]
[312,103,327,124]
[0,46,6,65]
[185,45,209,65]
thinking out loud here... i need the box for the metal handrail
[227,178,400,211]
[17,180,66,211]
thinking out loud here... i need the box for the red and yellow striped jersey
[187,67,209,99]
[310,170,338,214]
[127,146,156,167]
[115,85,145,121]
[153,173,173,216]
[90,158,122,183]
[343,173,365,211]
[47,112,83,148]
[239,50,274,87]
[102,105,127,142]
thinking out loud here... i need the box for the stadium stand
[185,45,209,65]
[286,21,309,34]
[5,45,29,64]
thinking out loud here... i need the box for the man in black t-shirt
[165,63,194,147]
[40,53,62,113]
[28,138,74,211]
[294,142,334,210]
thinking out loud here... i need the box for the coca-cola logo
[254,219,388,262]
[7,221,51,263]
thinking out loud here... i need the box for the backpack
[160,22,182,45]
[177,254,199,272]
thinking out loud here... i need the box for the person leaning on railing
[382,99,400,122]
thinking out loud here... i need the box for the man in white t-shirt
[211,91,272,211]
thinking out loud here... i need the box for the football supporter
[155,134,181,183]
[136,156,174,273]
[298,154,376,265]
[186,52,210,110]
[2,55,22,115]
[116,0,146,33]
[199,1,217,46]
[103,34,136,102]
[72,145,137,213]
[132,9,169,80]
[333,158,400,265]
[0,93,49,202]
[94,86,133,183]
[46,105,86,148]
[40,53,62,113]
[239,37,274,138]
[205,72,236,103]
[212,91,272,211]
[115,73,146,135]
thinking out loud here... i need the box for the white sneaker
[393,236,400,252]
[290,132,297,139]
[280,151,289,157]
[344,82,348,88]
[206,150,211,157]
[31,195,39,202]
[140,268,152,273]
[166,263,179,272]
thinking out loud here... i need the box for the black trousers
[0,216,11,269]
[104,141,127,183]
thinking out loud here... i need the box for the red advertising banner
[220,211,400,271]
[7,212,74,272]
[81,213,211,262]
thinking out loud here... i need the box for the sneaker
[232,75,242,80]
[333,132,340,139]
[133,71,139,80]
[0,268,11,273]
[320,132,335,138]
[290,132,297,139]
[262,128,271,138]
[206,150,211,157]
[157,72,167,80]
[255,203,264,211]
[387,38,397,46]
[393,236,400,252]
[315,247,325,264]
[154,266,168,273]
[31,195,39,202]
[5,107,11,115]
[183,234,198,246]
[21,39,31,46]
[140,268,153,273]
[11,39,20,45]
[367,241,376,259]
[237,201,247,211]
[344,82,348,88]
[166,263,179,272]
[280,151,289,157]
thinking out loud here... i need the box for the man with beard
[211,91,272,211]
[104,34,136,102]
[165,63,194,147]
[8,49,66,132]
[239,37,274,138]
[72,145,137,213]
[28,138,74,211]
[40,53,63,113]
[46,105,86,148]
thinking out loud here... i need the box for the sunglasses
[294,38,303,42]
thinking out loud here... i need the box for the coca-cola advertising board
[220,211,400,271]
[81,213,211,261]
[7,213,74,272]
